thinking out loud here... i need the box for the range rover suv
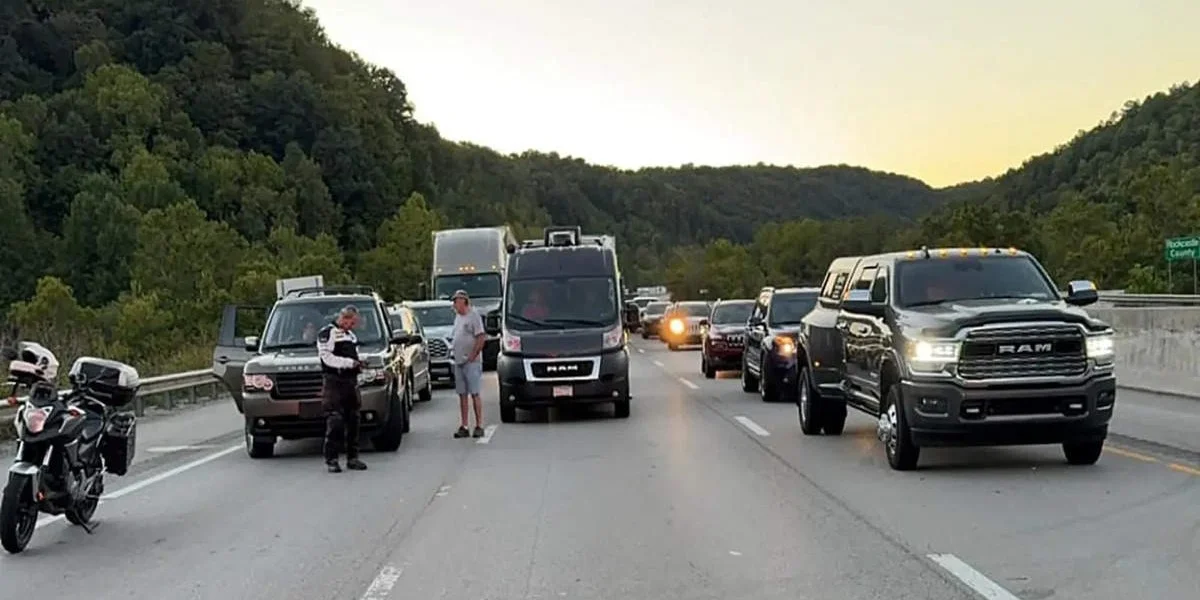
[212,285,415,458]
[795,248,1116,470]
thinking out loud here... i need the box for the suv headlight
[773,335,796,356]
[243,374,274,392]
[1086,333,1114,363]
[602,326,625,350]
[908,340,959,372]
[357,368,386,386]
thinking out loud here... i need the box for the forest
[1,0,1198,378]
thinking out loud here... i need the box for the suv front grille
[271,372,324,400]
[958,324,1087,380]
[428,338,449,359]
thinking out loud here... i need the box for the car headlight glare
[1086,333,1114,361]
[668,319,685,334]
[774,336,796,356]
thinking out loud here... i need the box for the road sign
[1163,236,1200,261]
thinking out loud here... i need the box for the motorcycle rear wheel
[0,474,38,554]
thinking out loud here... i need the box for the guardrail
[1,369,221,423]
[1096,293,1200,307]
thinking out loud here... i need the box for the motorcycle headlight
[23,405,48,434]
[1086,333,1114,363]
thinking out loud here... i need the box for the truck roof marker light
[938,248,949,257]
[906,251,916,258]
[959,248,969,256]
[1008,247,1018,255]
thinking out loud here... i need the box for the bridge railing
[1,369,220,422]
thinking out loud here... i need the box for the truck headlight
[1086,333,1114,362]
[908,340,959,373]
[602,326,625,350]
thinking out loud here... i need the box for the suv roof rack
[285,285,378,299]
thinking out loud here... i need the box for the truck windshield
[411,305,455,327]
[768,293,817,326]
[896,256,1058,307]
[711,302,754,324]
[433,273,502,300]
[505,277,618,331]
[260,299,385,351]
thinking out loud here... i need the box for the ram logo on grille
[997,342,1053,354]
[546,364,580,373]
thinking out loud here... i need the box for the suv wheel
[798,366,822,435]
[703,356,716,379]
[373,385,406,452]
[740,355,759,393]
[879,386,919,470]
[1063,440,1104,465]
[400,382,412,434]
[759,369,779,402]
[244,419,275,459]
[418,374,433,402]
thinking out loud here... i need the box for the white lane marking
[678,377,699,390]
[734,416,770,437]
[637,348,645,354]
[104,444,241,500]
[360,564,404,600]
[35,444,241,530]
[475,424,498,444]
[147,445,222,453]
[435,485,451,497]
[729,550,742,556]
[927,553,1021,600]
[653,360,664,367]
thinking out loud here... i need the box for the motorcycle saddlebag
[101,411,137,476]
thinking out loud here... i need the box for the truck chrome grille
[529,360,595,379]
[958,324,1087,380]
[271,372,324,400]
[428,338,449,359]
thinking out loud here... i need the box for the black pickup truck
[795,248,1117,471]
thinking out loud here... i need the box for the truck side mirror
[1065,280,1099,306]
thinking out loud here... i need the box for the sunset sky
[303,0,1198,187]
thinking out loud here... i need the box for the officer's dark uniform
[317,322,367,472]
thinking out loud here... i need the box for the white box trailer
[276,275,325,299]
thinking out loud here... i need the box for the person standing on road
[318,305,368,473]
[450,289,487,438]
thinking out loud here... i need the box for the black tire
[1063,440,1104,465]
[821,402,847,436]
[797,365,823,435]
[418,373,433,402]
[613,399,630,418]
[373,386,406,452]
[0,474,37,554]
[400,383,412,434]
[641,331,649,340]
[245,419,275,459]
[760,370,779,402]
[881,386,919,471]
[499,403,517,423]
[703,357,716,379]
[741,355,759,393]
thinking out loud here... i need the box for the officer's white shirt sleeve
[317,328,358,369]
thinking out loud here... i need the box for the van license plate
[553,386,573,398]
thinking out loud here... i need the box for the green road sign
[1164,236,1200,261]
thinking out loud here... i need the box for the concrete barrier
[1087,306,1200,399]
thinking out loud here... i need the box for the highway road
[0,339,1196,600]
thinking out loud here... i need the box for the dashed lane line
[927,553,1021,600]
[733,416,770,437]
[678,377,699,390]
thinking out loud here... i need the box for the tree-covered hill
[666,81,1200,300]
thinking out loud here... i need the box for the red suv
[699,299,755,378]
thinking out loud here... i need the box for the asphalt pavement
[0,341,1195,600]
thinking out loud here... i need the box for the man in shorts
[450,289,487,438]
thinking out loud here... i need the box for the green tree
[60,173,143,306]
[356,192,442,299]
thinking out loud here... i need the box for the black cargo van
[496,227,631,422]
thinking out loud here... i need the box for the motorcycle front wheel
[0,473,38,554]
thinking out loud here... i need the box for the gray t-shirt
[451,309,485,365]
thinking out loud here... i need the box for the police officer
[317,305,368,473]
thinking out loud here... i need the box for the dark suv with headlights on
[699,299,754,378]
[795,247,1116,471]
[212,286,414,458]
[639,301,670,339]
[741,287,819,402]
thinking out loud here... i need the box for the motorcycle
[0,342,139,554]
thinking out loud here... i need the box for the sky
[302,0,1199,188]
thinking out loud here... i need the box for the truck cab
[430,227,518,370]
[496,226,631,422]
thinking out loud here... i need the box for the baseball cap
[452,289,470,302]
